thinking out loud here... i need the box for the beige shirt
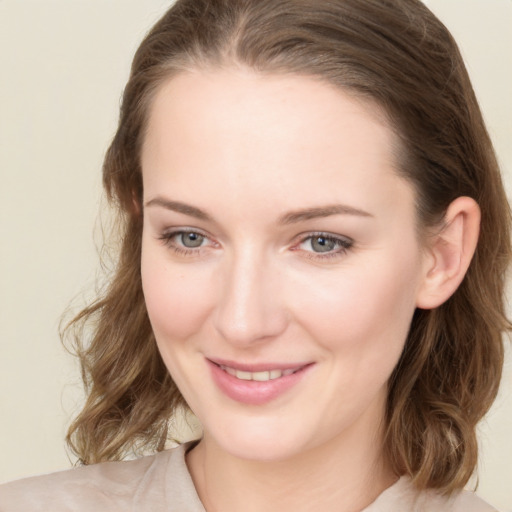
[0,443,498,512]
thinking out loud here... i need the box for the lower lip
[208,361,313,405]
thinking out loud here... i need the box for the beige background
[0,1,511,509]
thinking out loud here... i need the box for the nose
[213,247,288,347]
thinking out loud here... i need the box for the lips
[207,359,313,405]
[217,363,303,381]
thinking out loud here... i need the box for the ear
[416,196,480,310]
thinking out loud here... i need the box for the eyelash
[294,232,353,260]
[158,229,353,260]
[158,228,213,257]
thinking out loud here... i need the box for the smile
[208,359,314,405]
[218,365,302,381]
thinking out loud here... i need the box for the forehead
[141,69,414,224]
[143,68,395,163]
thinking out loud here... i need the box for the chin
[201,414,315,462]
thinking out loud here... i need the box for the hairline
[138,58,431,244]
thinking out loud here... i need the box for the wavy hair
[65,0,511,494]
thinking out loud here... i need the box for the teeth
[224,366,237,377]
[219,365,299,381]
[252,371,271,381]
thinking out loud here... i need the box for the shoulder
[0,444,197,512]
[416,488,498,512]
[365,477,499,512]
[445,489,499,512]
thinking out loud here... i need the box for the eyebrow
[144,198,213,221]
[144,197,373,224]
[278,205,373,224]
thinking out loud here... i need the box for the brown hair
[65,0,511,494]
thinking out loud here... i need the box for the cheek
[141,247,214,342]
[290,253,421,361]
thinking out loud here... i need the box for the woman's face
[141,69,430,461]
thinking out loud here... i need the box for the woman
[1,0,510,510]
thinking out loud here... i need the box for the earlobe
[416,196,481,310]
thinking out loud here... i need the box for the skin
[139,69,478,512]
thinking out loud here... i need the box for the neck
[186,418,397,512]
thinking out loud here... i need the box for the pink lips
[207,358,314,405]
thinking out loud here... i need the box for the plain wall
[0,1,511,509]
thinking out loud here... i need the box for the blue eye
[298,233,353,258]
[179,232,205,248]
[159,229,211,255]
[158,229,351,260]
[310,236,337,253]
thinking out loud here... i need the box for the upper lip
[207,358,313,373]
